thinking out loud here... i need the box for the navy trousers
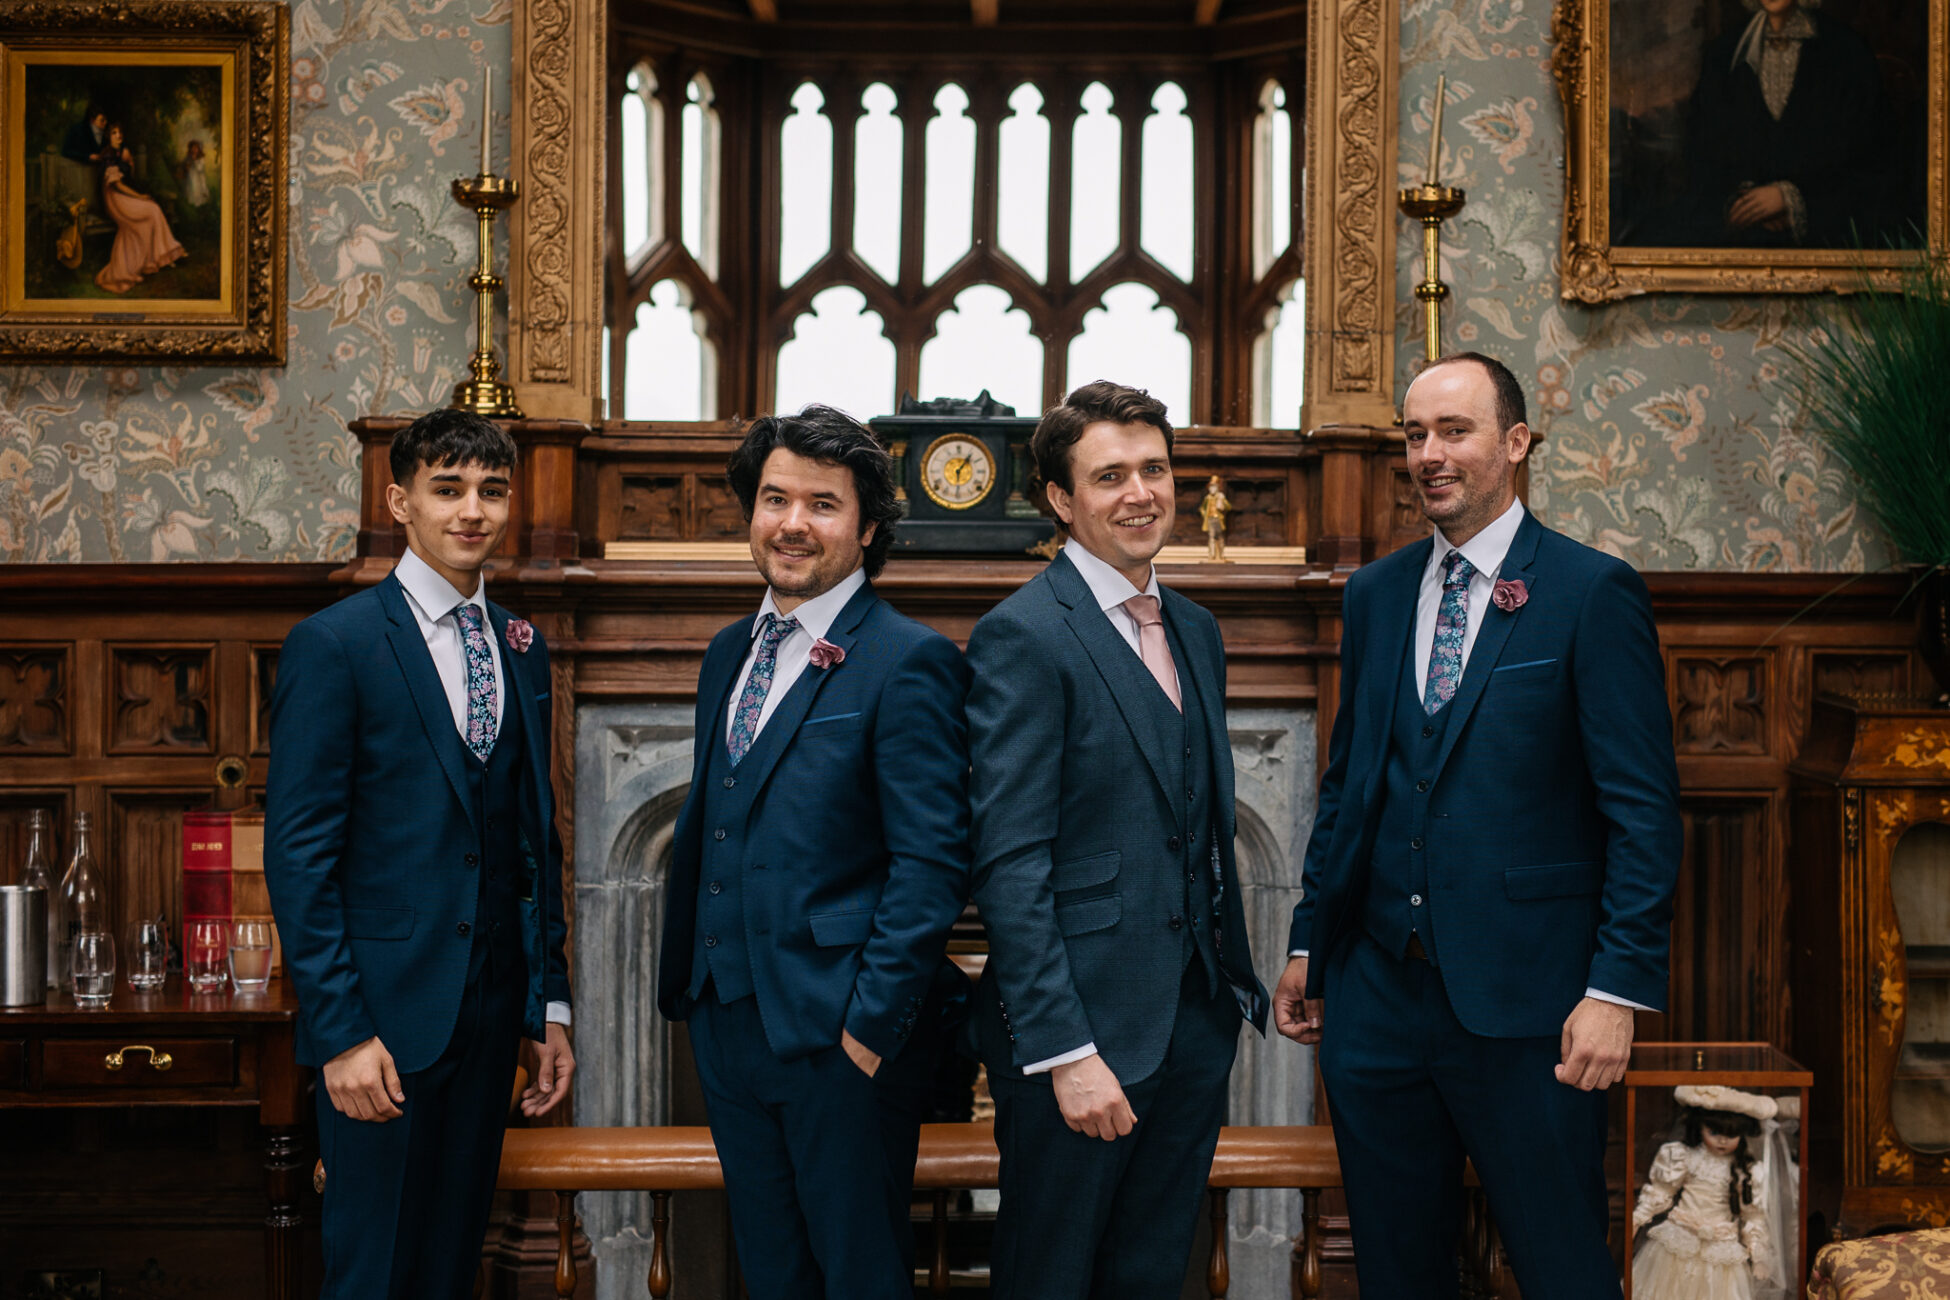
[1318,933,1618,1299]
[688,987,931,1300]
[313,949,524,1300]
[987,964,1241,1300]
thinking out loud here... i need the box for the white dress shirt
[725,567,868,748]
[393,548,570,1029]
[1020,542,1168,1076]
[1293,500,1646,1011]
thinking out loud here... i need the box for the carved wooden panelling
[251,646,278,756]
[1814,653,1913,701]
[107,790,210,948]
[1656,798,1782,1045]
[1169,478,1288,547]
[1673,655,1769,755]
[109,647,215,754]
[0,647,69,753]
[0,791,74,879]
[695,479,747,539]
[618,476,687,540]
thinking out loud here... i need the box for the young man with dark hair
[968,380,1268,1299]
[657,405,972,1299]
[266,407,575,1299]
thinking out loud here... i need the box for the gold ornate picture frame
[0,0,287,363]
[1552,0,1947,302]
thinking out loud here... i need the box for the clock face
[918,433,997,511]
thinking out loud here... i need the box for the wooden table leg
[265,1126,304,1300]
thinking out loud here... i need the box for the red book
[181,811,233,960]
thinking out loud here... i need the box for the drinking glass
[128,919,167,991]
[228,919,272,993]
[186,919,228,993]
[71,930,116,1008]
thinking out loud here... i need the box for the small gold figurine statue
[1199,475,1232,562]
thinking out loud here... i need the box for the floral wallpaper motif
[0,0,509,563]
[1399,0,1884,572]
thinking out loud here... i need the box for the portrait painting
[0,2,286,363]
[1553,0,1947,300]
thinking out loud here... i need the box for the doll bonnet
[1673,1084,1802,1120]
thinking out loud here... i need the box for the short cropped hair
[1424,352,1528,436]
[1031,381,1174,493]
[389,408,519,487]
[725,405,901,578]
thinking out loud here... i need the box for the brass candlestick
[449,172,523,418]
[1398,181,1466,363]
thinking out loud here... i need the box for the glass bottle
[54,812,105,989]
[18,811,56,989]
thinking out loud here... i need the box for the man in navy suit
[266,409,574,1299]
[967,381,1268,1299]
[1274,353,1681,1298]
[656,406,972,1299]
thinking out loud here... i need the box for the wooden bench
[498,1122,1345,1298]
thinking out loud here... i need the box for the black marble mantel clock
[870,392,1056,556]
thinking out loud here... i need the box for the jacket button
[465,853,479,867]
[457,922,471,936]
[1422,724,1435,738]
[714,828,727,841]
[1415,779,1429,793]
[1167,835,1182,852]
[1410,894,1424,907]
[1168,915,1184,931]
[1411,837,1424,850]
[709,881,723,895]
[722,776,736,789]
[704,934,718,948]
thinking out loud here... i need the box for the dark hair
[1680,1107,1762,1223]
[1424,351,1529,435]
[1031,380,1174,493]
[724,405,900,578]
[388,408,520,487]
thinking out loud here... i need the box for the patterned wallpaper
[1397,0,1881,572]
[0,0,507,563]
[0,0,1882,569]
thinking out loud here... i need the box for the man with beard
[656,405,972,1299]
[1274,353,1681,1298]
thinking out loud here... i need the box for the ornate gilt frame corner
[507,0,606,426]
[1300,0,1402,432]
[1552,0,1948,303]
[0,0,288,364]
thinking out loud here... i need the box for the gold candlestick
[1398,182,1466,363]
[449,172,523,418]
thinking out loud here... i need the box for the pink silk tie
[1122,594,1182,712]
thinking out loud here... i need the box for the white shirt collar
[754,566,867,641]
[1430,496,1528,582]
[1064,538,1162,613]
[395,546,487,623]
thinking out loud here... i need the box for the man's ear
[1045,481,1075,526]
[859,520,877,549]
[385,480,410,524]
[1505,422,1533,464]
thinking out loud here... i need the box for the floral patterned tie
[1424,550,1475,715]
[454,604,499,759]
[727,613,799,764]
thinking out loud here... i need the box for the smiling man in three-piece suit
[656,405,972,1299]
[967,380,1268,1300]
[1274,353,1682,1298]
[266,409,574,1299]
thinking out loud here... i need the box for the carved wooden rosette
[1550,0,1949,302]
[0,0,288,363]
[509,0,606,423]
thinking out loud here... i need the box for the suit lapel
[740,580,879,799]
[379,575,474,820]
[1048,552,1176,807]
[1162,588,1229,834]
[694,625,749,769]
[488,603,551,837]
[1428,511,1542,785]
[1360,539,1429,806]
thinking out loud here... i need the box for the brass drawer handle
[105,1045,173,1072]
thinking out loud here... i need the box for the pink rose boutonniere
[808,637,846,669]
[1490,578,1528,613]
[506,618,535,653]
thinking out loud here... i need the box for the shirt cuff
[1289,949,1308,958]
[1583,987,1652,1012]
[545,1000,572,1027]
[1022,1042,1098,1075]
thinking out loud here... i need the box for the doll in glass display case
[1630,1084,1800,1300]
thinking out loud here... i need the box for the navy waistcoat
[686,688,790,1004]
[463,692,527,984]
[1361,638,1455,963]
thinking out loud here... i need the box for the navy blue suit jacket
[967,551,1268,1086]
[1291,511,1681,1037]
[265,575,571,1074]
[655,581,973,1064]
